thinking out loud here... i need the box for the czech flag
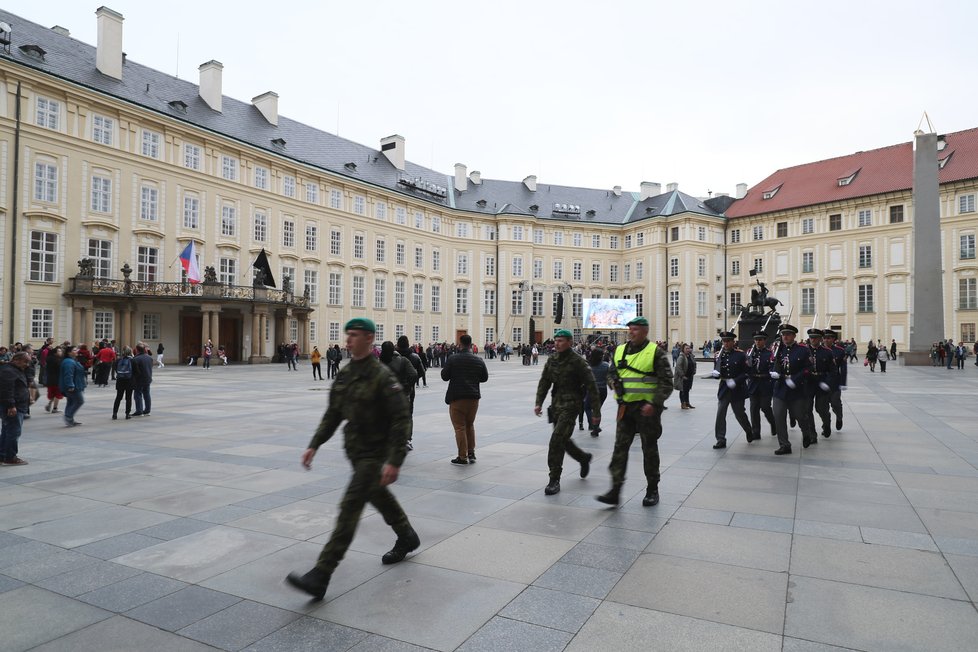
[179,241,201,284]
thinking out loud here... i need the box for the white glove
[769,371,780,380]
[786,378,796,389]
[710,370,721,378]
[819,382,830,392]
[725,379,736,389]
[840,385,848,391]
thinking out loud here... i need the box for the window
[394,279,405,310]
[375,238,386,263]
[137,246,158,282]
[432,325,440,342]
[573,232,582,247]
[253,210,267,242]
[87,239,111,278]
[431,216,441,233]
[353,196,366,215]
[801,287,816,314]
[396,242,405,266]
[183,143,201,170]
[533,228,544,244]
[857,244,872,268]
[553,260,563,280]
[802,218,814,234]
[592,234,601,248]
[512,290,524,315]
[140,185,158,221]
[512,256,523,277]
[329,189,342,210]
[889,205,904,223]
[374,278,386,309]
[91,175,112,213]
[414,245,423,269]
[962,234,976,260]
[352,275,365,307]
[283,176,296,199]
[219,257,237,285]
[670,227,679,242]
[670,257,679,277]
[221,204,236,237]
[142,314,161,341]
[695,257,705,277]
[282,220,295,248]
[183,195,200,229]
[592,263,601,282]
[610,235,619,249]
[533,258,543,280]
[290,319,299,342]
[432,249,441,272]
[456,288,469,314]
[753,225,764,241]
[858,209,872,227]
[636,232,645,246]
[328,272,342,305]
[963,323,977,344]
[354,234,365,259]
[554,231,564,246]
[729,229,741,244]
[802,251,814,274]
[142,130,161,158]
[829,214,842,231]
[753,257,764,274]
[636,261,644,280]
[697,290,708,317]
[36,96,61,129]
[731,259,741,275]
[254,166,269,190]
[573,262,582,281]
[960,278,977,310]
[431,284,441,312]
[610,264,619,282]
[329,321,340,341]
[29,231,58,282]
[305,224,318,252]
[416,325,424,343]
[330,229,341,256]
[221,156,238,181]
[512,327,522,343]
[415,212,424,229]
[485,255,495,277]
[92,114,113,145]
[281,266,295,290]
[34,161,58,202]
[485,327,495,344]
[413,283,424,311]
[624,264,631,282]
[960,194,976,214]
[635,293,644,317]
[306,183,320,204]
[376,202,387,220]
[777,222,788,238]
[624,234,632,249]
[31,309,54,340]
[572,293,583,318]
[668,290,680,317]
[858,284,874,312]
[513,225,524,241]
[531,291,544,316]
[309,321,317,343]
[456,253,469,275]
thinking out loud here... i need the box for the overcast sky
[9,0,978,197]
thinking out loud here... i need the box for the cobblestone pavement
[2,357,977,651]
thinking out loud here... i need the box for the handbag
[863,359,869,367]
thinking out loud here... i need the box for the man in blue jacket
[60,347,88,427]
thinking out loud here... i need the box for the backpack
[116,356,133,379]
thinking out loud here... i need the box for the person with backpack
[112,347,135,420]
[380,341,418,449]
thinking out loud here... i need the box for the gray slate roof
[0,8,724,225]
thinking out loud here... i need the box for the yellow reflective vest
[612,341,658,403]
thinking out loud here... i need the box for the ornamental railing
[68,276,310,309]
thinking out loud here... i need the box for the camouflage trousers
[608,402,662,488]
[316,457,412,574]
[548,404,589,480]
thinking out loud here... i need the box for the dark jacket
[132,353,154,386]
[441,349,489,404]
[397,345,425,381]
[0,363,30,411]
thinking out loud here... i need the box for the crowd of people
[929,339,974,369]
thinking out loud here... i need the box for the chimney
[252,91,278,126]
[470,170,482,185]
[612,186,622,197]
[666,182,679,193]
[640,181,661,201]
[95,7,124,81]
[51,25,71,37]
[454,163,467,192]
[523,175,537,192]
[735,182,748,199]
[380,135,405,171]
[199,60,223,112]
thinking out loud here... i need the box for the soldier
[802,328,825,447]
[771,324,813,455]
[747,331,776,440]
[286,318,419,600]
[807,329,837,439]
[534,329,600,496]
[822,329,848,434]
[711,331,752,449]
[596,316,674,507]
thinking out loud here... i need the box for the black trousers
[749,393,775,438]
[773,397,809,449]
[715,394,751,442]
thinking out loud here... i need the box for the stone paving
[1,355,978,651]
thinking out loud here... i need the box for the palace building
[0,7,975,362]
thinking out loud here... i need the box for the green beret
[344,317,376,333]
[627,316,649,327]
[554,329,573,339]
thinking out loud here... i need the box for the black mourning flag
[252,249,276,288]
[555,294,564,324]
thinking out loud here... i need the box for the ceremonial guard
[807,328,837,439]
[822,329,848,433]
[711,331,752,449]
[771,324,812,455]
[747,331,776,440]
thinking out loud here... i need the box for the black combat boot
[642,487,659,507]
[774,445,792,455]
[285,567,330,600]
[580,453,592,479]
[382,528,421,564]
[596,484,622,506]
[544,479,561,495]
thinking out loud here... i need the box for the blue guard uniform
[807,329,838,439]
[771,324,813,455]
[712,331,752,449]
[823,330,848,433]
[747,332,776,440]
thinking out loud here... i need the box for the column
[80,308,90,345]
[210,310,221,350]
[250,310,261,357]
[201,310,211,351]
[259,314,268,357]
[72,307,81,344]
[298,316,309,355]
[121,309,132,350]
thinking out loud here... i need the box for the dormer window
[168,100,188,113]
[939,151,953,169]
[837,168,860,187]
[19,44,46,59]
[344,162,357,171]
[476,199,487,208]
[761,184,782,200]
[271,138,286,149]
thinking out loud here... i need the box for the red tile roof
[726,126,978,218]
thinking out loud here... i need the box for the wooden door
[181,315,202,362]
[218,316,240,362]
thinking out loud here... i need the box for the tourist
[112,347,134,420]
[441,334,489,465]
[60,347,87,427]
[131,344,153,417]
[0,352,32,465]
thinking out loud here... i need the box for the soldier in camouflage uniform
[596,317,674,507]
[534,329,601,496]
[286,318,419,600]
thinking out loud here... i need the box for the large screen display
[582,298,637,330]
